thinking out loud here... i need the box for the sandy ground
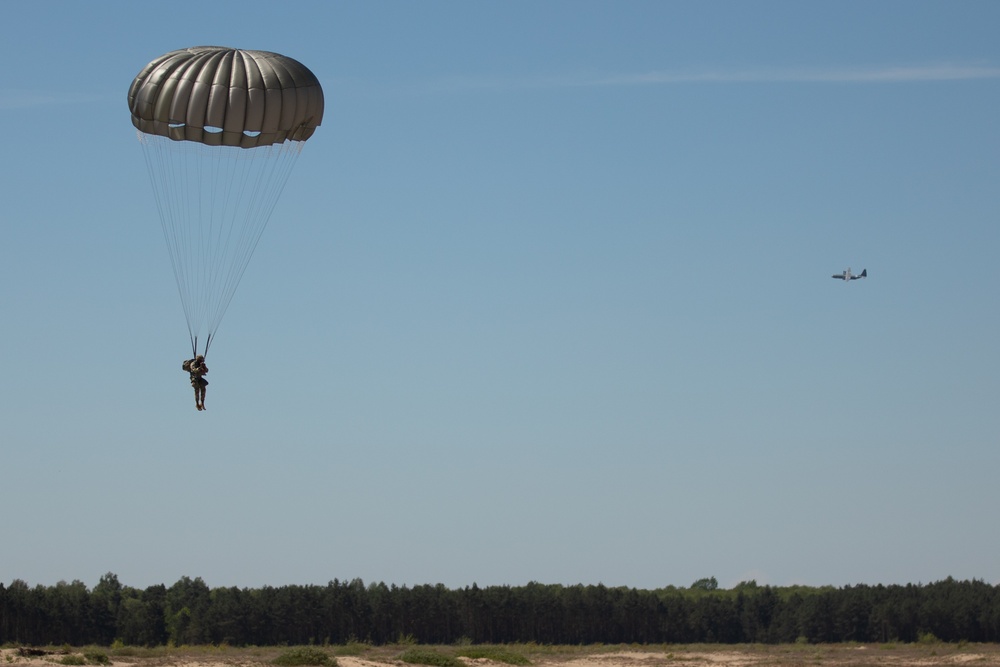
[5,644,1000,667]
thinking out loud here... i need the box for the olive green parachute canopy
[128,46,324,148]
[130,46,325,357]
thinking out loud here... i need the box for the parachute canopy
[129,47,324,357]
[128,46,324,148]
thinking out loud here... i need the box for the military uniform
[183,355,209,410]
[188,361,208,388]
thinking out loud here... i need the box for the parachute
[128,46,324,357]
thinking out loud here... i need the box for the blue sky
[2,1,998,592]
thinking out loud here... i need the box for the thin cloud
[426,63,1000,93]
[588,64,1000,86]
[0,89,108,110]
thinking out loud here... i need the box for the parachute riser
[189,334,210,361]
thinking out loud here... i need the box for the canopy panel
[128,46,324,148]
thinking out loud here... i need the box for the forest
[2,575,999,647]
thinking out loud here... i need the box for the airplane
[832,267,867,281]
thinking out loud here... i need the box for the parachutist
[183,355,209,411]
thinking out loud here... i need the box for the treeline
[2,575,999,647]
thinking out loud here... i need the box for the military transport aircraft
[832,268,867,281]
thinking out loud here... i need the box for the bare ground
[4,643,1000,667]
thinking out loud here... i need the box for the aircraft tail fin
[860,269,867,278]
